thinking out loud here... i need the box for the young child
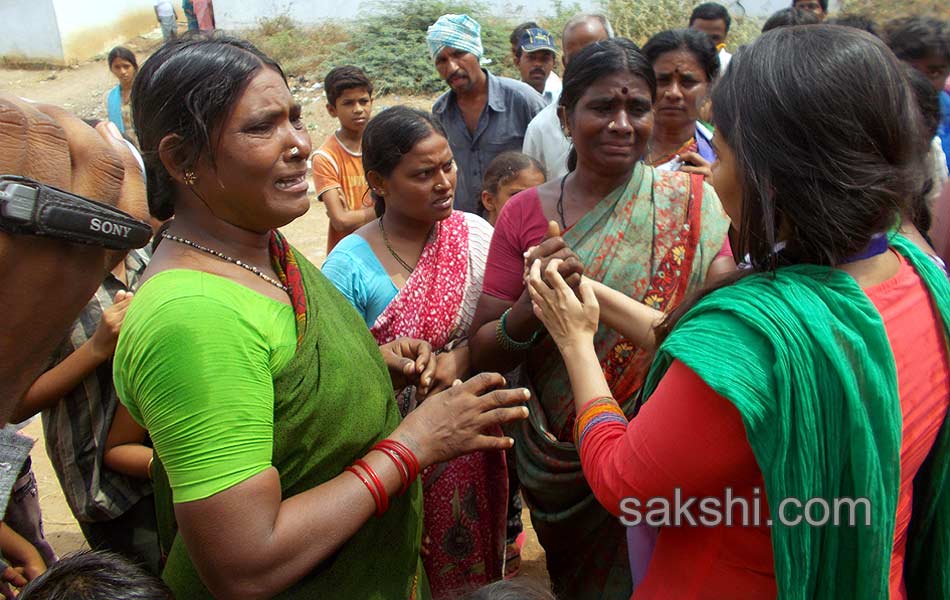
[12,248,160,576]
[478,151,545,578]
[312,66,376,254]
[480,151,546,226]
[19,550,173,600]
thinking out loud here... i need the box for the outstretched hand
[527,258,599,351]
[390,372,530,468]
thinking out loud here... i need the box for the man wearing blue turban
[427,14,546,214]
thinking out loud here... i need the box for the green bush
[602,0,762,48]
[338,0,520,95]
[245,0,791,95]
[245,0,581,95]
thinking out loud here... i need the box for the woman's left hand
[527,259,600,351]
[678,151,713,179]
[380,337,437,397]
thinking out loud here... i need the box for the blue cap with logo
[519,27,558,54]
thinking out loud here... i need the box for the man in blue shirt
[427,14,546,214]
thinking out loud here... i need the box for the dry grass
[839,0,950,21]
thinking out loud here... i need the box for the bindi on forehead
[621,86,629,95]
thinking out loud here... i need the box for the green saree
[641,234,950,598]
[512,165,731,599]
[153,240,428,599]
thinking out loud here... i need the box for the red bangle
[374,439,420,482]
[354,459,389,516]
[345,465,385,516]
[373,446,410,494]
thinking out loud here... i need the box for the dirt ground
[3,26,549,589]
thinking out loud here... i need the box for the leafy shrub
[245,0,572,95]
[603,0,762,48]
[338,0,519,95]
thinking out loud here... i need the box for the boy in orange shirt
[312,66,376,253]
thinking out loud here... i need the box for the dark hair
[906,64,941,139]
[131,34,286,220]
[559,38,657,172]
[510,21,539,46]
[108,46,138,70]
[762,8,820,32]
[904,64,940,233]
[482,151,545,195]
[324,65,374,106]
[19,551,173,600]
[717,25,924,268]
[643,29,720,82]
[792,0,827,12]
[885,16,950,63]
[657,25,928,343]
[826,14,881,37]
[689,3,732,33]
[361,106,447,217]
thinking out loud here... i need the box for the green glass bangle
[496,307,542,352]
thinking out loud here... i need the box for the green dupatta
[512,165,730,599]
[642,234,950,598]
[154,243,428,599]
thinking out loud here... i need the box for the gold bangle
[147,456,154,480]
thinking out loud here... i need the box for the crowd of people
[1,1,950,599]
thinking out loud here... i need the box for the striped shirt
[42,249,152,522]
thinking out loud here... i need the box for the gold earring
[183,170,197,185]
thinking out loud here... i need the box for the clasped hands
[522,221,600,351]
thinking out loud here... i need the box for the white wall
[0,0,63,63]
[51,0,158,62]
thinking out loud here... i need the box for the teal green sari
[512,165,730,599]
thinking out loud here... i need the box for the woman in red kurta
[525,25,950,599]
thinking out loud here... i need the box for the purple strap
[841,233,889,264]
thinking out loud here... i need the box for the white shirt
[718,48,732,72]
[522,99,571,180]
[542,72,562,106]
[155,0,175,18]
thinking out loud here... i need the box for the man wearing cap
[428,14,546,214]
[522,13,614,180]
[514,26,561,105]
